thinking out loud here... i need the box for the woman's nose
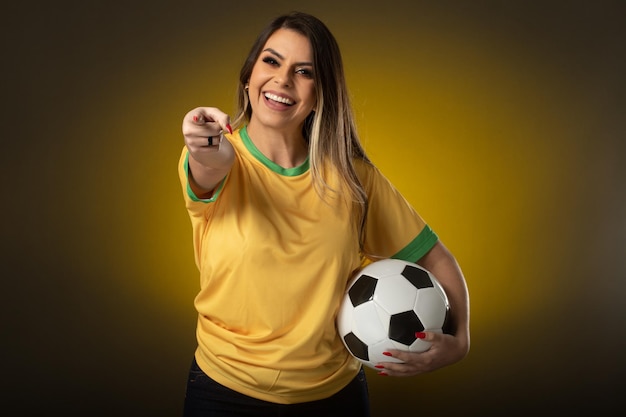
[274,67,292,87]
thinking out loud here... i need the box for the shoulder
[353,157,389,190]
[353,157,378,178]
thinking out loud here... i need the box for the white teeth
[264,93,294,105]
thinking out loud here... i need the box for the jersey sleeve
[357,161,438,262]
[178,147,227,207]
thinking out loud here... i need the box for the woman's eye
[296,68,313,78]
[262,56,279,65]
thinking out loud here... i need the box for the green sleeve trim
[392,225,439,262]
[184,152,225,203]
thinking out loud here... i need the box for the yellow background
[2,1,624,415]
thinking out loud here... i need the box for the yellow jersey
[178,126,437,403]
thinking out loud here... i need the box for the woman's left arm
[377,240,470,376]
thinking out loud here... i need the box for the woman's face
[247,28,316,134]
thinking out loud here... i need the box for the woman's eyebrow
[263,48,283,59]
[263,48,313,66]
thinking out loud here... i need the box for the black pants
[183,358,371,417]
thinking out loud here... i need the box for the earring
[244,84,249,91]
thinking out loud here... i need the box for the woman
[179,11,469,417]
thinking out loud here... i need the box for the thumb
[415,331,435,341]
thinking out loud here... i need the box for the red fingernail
[374,365,385,369]
[415,332,426,339]
[378,372,388,376]
[226,124,233,134]
[193,115,198,122]
[383,352,392,357]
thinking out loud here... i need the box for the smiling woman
[245,29,316,167]
[178,11,469,417]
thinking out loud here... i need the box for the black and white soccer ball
[337,258,450,369]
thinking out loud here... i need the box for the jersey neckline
[240,125,310,177]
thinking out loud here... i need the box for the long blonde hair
[232,12,371,245]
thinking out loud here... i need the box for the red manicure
[226,123,233,134]
[192,115,198,122]
[415,332,426,339]
[378,372,388,376]
[382,352,392,357]
[374,365,385,369]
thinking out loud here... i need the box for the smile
[264,92,294,106]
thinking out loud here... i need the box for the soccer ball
[336,258,450,369]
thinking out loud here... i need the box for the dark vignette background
[1,1,624,416]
